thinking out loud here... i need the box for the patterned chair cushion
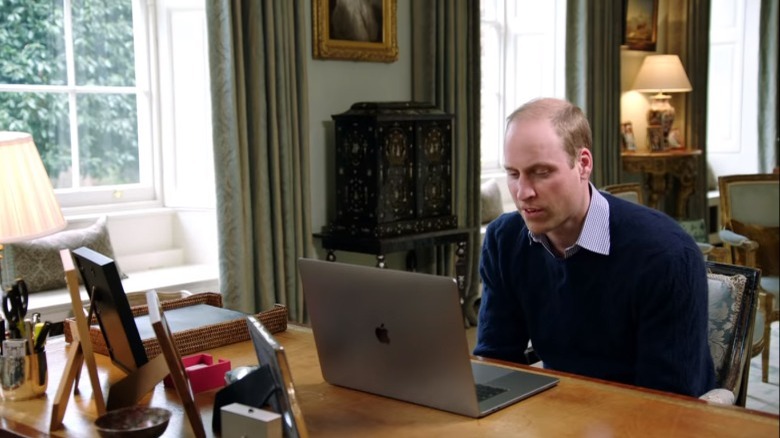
[679,219,708,243]
[3,216,126,293]
[707,272,747,383]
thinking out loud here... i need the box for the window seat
[28,263,220,324]
[24,208,220,324]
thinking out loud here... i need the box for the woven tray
[63,292,288,359]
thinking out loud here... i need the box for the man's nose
[510,176,535,201]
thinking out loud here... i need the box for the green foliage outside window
[0,0,140,188]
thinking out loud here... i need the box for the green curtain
[566,0,623,187]
[759,0,779,172]
[206,0,312,322]
[411,0,481,325]
[665,0,709,223]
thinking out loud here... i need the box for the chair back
[705,261,760,406]
[719,173,779,228]
[718,173,780,277]
[601,183,644,205]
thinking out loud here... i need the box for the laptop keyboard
[475,383,508,402]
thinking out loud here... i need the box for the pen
[34,321,52,353]
[33,321,44,340]
[0,318,4,355]
[25,320,33,355]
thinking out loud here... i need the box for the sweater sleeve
[473,216,531,364]
[633,243,716,397]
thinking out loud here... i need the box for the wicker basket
[63,292,288,359]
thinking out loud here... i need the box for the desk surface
[1,325,778,437]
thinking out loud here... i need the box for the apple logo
[375,323,390,344]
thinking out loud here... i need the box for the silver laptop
[298,258,558,418]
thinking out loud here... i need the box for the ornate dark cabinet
[330,102,457,237]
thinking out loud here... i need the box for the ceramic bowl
[94,406,171,438]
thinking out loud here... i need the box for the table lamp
[632,54,692,151]
[0,131,66,288]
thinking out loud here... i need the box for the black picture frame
[72,246,147,374]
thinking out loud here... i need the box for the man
[474,98,715,397]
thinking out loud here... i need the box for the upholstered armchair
[717,173,779,383]
[601,183,717,259]
[600,183,644,205]
[699,262,761,406]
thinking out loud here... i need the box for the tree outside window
[0,0,146,190]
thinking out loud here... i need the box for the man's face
[503,117,592,239]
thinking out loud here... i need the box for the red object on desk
[163,353,231,394]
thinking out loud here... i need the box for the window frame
[0,0,161,212]
[479,0,567,181]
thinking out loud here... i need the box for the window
[479,0,567,178]
[0,0,214,211]
[706,0,761,177]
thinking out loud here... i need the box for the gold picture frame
[623,0,658,51]
[312,0,398,62]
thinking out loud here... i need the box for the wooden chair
[600,183,644,205]
[702,261,761,406]
[718,173,779,383]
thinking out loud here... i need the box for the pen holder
[0,350,48,401]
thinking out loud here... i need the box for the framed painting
[312,0,398,62]
[623,0,658,51]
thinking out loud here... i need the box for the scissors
[2,279,29,339]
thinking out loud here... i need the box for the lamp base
[646,93,675,151]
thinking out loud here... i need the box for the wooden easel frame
[146,289,206,438]
[50,249,106,431]
[51,251,205,437]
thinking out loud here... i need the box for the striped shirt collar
[528,182,611,258]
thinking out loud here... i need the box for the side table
[313,228,476,325]
[621,149,702,218]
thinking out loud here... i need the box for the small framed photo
[647,125,664,152]
[621,122,637,151]
[623,0,658,51]
[312,0,399,63]
[667,128,684,149]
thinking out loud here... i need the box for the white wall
[305,0,413,266]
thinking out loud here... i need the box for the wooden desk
[621,150,702,218]
[1,326,778,437]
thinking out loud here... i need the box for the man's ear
[578,148,593,180]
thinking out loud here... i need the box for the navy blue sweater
[474,195,716,397]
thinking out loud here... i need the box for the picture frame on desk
[312,0,398,62]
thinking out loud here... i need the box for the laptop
[298,258,559,418]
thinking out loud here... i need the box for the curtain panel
[206,0,312,322]
[411,0,482,325]
[759,0,779,172]
[566,0,623,188]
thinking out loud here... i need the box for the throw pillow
[481,179,504,224]
[731,220,780,276]
[6,216,126,293]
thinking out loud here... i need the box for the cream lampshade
[632,54,692,151]
[0,131,66,285]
